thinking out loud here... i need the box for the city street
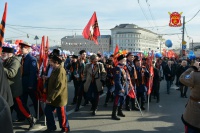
[13,79,188,133]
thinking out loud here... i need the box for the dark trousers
[166,80,172,94]
[11,97,31,118]
[73,79,81,103]
[45,104,70,132]
[185,125,200,133]
[76,82,88,106]
[21,89,41,116]
[87,82,99,110]
[180,85,188,97]
[137,92,145,107]
[105,86,114,103]
[113,95,125,107]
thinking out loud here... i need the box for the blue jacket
[114,64,128,96]
[22,53,38,91]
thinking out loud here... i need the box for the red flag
[82,12,100,44]
[39,36,45,68]
[0,2,7,48]
[147,51,154,95]
[43,36,49,73]
[113,44,119,66]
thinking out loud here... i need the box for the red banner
[82,12,100,44]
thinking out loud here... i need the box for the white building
[61,35,111,55]
[110,24,163,53]
[189,42,200,50]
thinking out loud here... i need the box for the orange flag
[82,12,100,44]
[0,2,7,48]
[113,44,119,66]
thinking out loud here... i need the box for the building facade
[110,24,162,53]
[61,35,111,54]
[189,42,200,50]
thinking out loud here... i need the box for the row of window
[114,34,140,38]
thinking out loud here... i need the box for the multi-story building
[189,42,200,50]
[110,24,162,53]
[61,35,111,54]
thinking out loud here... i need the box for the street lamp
[34,35,39,44]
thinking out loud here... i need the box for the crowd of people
[0,42,200,133]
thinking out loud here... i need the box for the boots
[131,99,139,111]
[111,106,120,120]
[117,105,125,117]
[27,115,37,130]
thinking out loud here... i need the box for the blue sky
[0,0,200,48]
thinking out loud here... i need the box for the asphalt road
[13,79,188,133]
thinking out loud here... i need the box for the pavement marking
[26,125,46,133]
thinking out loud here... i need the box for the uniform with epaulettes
[21,53,39,117]
[135,59,150,110]
[112,54,129,120]
[125,58,139,111]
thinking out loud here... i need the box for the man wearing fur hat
[112,54,128,120]
[1,47,36,130]
[44,55,70,132]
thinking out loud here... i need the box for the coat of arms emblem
[168,12,183,27]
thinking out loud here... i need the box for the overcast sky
[0,0,200,48]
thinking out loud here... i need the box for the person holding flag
[134,58,149,110]
[125,52,139,111]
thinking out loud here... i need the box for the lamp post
[34,35,39,44]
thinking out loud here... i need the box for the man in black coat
[0,55,13,107]
[164,60,175,94]
[177,60,189,98]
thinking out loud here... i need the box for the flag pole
[133,86,143,116]
[147,94,150,112]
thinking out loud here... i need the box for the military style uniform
[112,63,129,120]
[135,66,149,110]
[125,60,138,111]
[21,53,39,116]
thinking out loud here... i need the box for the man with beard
[1,47,36,130]
[83,54,106,115]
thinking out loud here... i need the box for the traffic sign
[182,45,186,50]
